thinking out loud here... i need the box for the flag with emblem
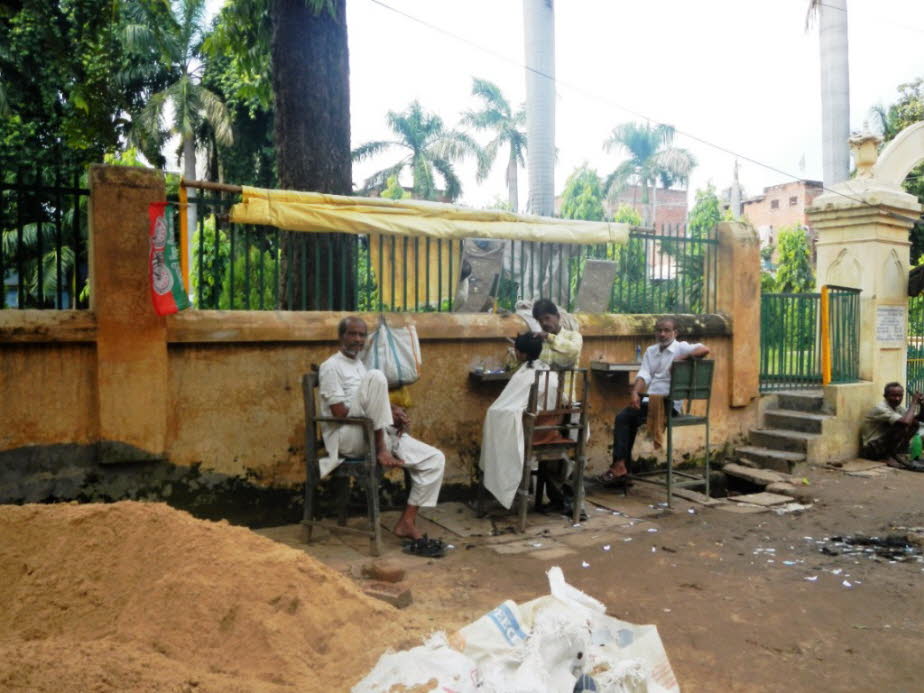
[148,202,190,315]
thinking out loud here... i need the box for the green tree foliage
[687,184,722,239]
[871,78,924,262]
[462,78,526,211]
[0,1,151,166]
[380,175,410,200]
[353,101,479,201]
[603,122,696,226]
[559,166,605,221]
[772,225,815,293]
[122,0,233,175]
[201,0,276,187]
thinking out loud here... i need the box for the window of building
[770,199,779,210]
[789,196,798,206]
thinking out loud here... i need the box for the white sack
[360,317,422,388]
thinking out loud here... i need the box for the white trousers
[329,370,445,508]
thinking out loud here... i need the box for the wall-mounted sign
[876,305,906,342]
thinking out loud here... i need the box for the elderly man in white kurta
[318,316,444,541]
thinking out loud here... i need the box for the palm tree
[122,0,233,269]
[522,0,555,216]
[353,101,479,201]
[807,0,850,186]
[2,221,80,308]
[462,78,527,212]
[603,122,696,227]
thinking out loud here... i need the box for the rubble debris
[820,534,924,562]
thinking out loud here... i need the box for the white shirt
[318,351,366,427]
[636,339,704,396]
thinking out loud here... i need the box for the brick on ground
[361,561,406,583]
[363,581,412,608]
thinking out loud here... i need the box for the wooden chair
[478,368,589,532]
[301,371,383,556]
[632,359,714,507]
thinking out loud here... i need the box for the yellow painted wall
[0,167,762,491]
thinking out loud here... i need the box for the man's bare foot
[393,520,422,541]
[393,505,421,540]
[377,450,404,468]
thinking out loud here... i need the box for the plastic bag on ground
[353,567,679,693]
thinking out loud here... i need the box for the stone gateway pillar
[807,128,924,396]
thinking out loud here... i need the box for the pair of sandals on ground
[402,534,447,558]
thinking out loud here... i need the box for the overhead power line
[365,0,923,225]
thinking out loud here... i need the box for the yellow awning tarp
[229,186,629,245]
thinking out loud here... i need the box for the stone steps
[763,409,829,434]
[748,427,820,453]
[735,445,806,474]
[776,390,827,413]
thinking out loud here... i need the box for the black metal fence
[0,165,89,309]
[0,170,718,316]
[180,194,719,315]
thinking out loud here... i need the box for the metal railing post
[820,285,831,385]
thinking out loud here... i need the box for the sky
[212,0,924,210]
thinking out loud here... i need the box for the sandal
[596,469,633,489]
[402,534,446,558]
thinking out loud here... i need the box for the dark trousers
[861,424,916,461]
[612,399,673,466]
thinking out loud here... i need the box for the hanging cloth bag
[360,316,422,388]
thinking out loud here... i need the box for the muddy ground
[261,463,924,692]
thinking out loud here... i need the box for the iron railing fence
[0,164,90,309]
[760,292,822,391]
[759,285,861,392]
[178,195,719,315]
[907,294,924,402]
[826,286,861,384]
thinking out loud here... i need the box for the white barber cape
[479,360,558,509]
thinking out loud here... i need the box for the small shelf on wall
[469,368,513,383]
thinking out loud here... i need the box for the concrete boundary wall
[0,166,762,517]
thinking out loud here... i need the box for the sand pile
[0,501,418,692]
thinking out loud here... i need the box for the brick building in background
[742,180,824,250]
[605,184,688,230]
[555,184,689,229]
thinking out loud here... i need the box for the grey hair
[338,316,366,338]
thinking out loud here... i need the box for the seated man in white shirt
[597,316,710,489]
[317,316,445,543]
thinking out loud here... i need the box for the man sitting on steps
[859,382,924,471]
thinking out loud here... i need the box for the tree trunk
[271,0,354,310]
[523,0,558,302]
[650,181,658,232]
[523,0,555,218]
[819,0,850,186]
[183,134,197,304]
[506,152,519,212]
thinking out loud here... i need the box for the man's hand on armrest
[330,402,349,418]
[691,345,710,359]
[674,345,710,361]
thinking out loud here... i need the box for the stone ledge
[0,310,97,343]
[166,310,731,344]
